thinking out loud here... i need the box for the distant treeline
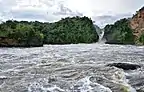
[0,16,99,47]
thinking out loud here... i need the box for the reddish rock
[130,7,144,44]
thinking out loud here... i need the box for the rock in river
[107,62,141,70]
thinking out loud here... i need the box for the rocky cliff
[130,7,144,45]
[104,6,144,45]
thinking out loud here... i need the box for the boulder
[107,62,141,70]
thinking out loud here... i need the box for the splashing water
[72,76,112,92]
[98,29,105,42]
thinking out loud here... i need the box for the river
[0,43,144,92]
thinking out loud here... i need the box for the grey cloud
[9,10,59,22]
[94,15,116,20]
[93,13,132,28]
[0,0,17,20]
[0,0,137,27]
[0,0,60,22]
[39,0,54,7]
[0,0,17,12]
[53,4,83,16]
[11,11,46,20]
[0,0,83,22]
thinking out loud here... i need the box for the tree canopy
[104,18,135,44]
[0,16,99,47]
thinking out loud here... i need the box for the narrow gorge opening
[94,25,105,43]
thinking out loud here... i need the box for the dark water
[0,44,144,92]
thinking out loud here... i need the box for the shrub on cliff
[139,32,144,45]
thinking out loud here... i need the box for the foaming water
[73,76,112,92]
[0,43,143,92]
[28,82,65,92]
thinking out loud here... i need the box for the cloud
[0,0,144,27]
[93,13,132,28]
[53,4,83,16]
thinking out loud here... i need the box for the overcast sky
[0,0,144,27]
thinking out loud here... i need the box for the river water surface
[0,44,144,92]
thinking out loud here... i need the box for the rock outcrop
[0,36,43,47]
[0,37,18,47]
[130,6,144,45]
[107,62,141,70]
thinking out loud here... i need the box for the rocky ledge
[0,37,43,47]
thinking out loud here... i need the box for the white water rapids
[0,44,144,92]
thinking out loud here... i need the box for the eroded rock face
[130,7,144,44]
[0,37,18,47]
[0,36,43,47]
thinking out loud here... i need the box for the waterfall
[98,29,104,42]
[94,25,105,42]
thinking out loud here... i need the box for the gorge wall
[104,6,144,45]
[130,7,144,45]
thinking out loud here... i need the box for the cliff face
[130,7,144,44]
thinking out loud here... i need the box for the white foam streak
[28,82,65,92]
[74,76,112,92]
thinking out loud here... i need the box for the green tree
[139,33,144,45]
[104,18,135,44]
[0,16,99,47]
